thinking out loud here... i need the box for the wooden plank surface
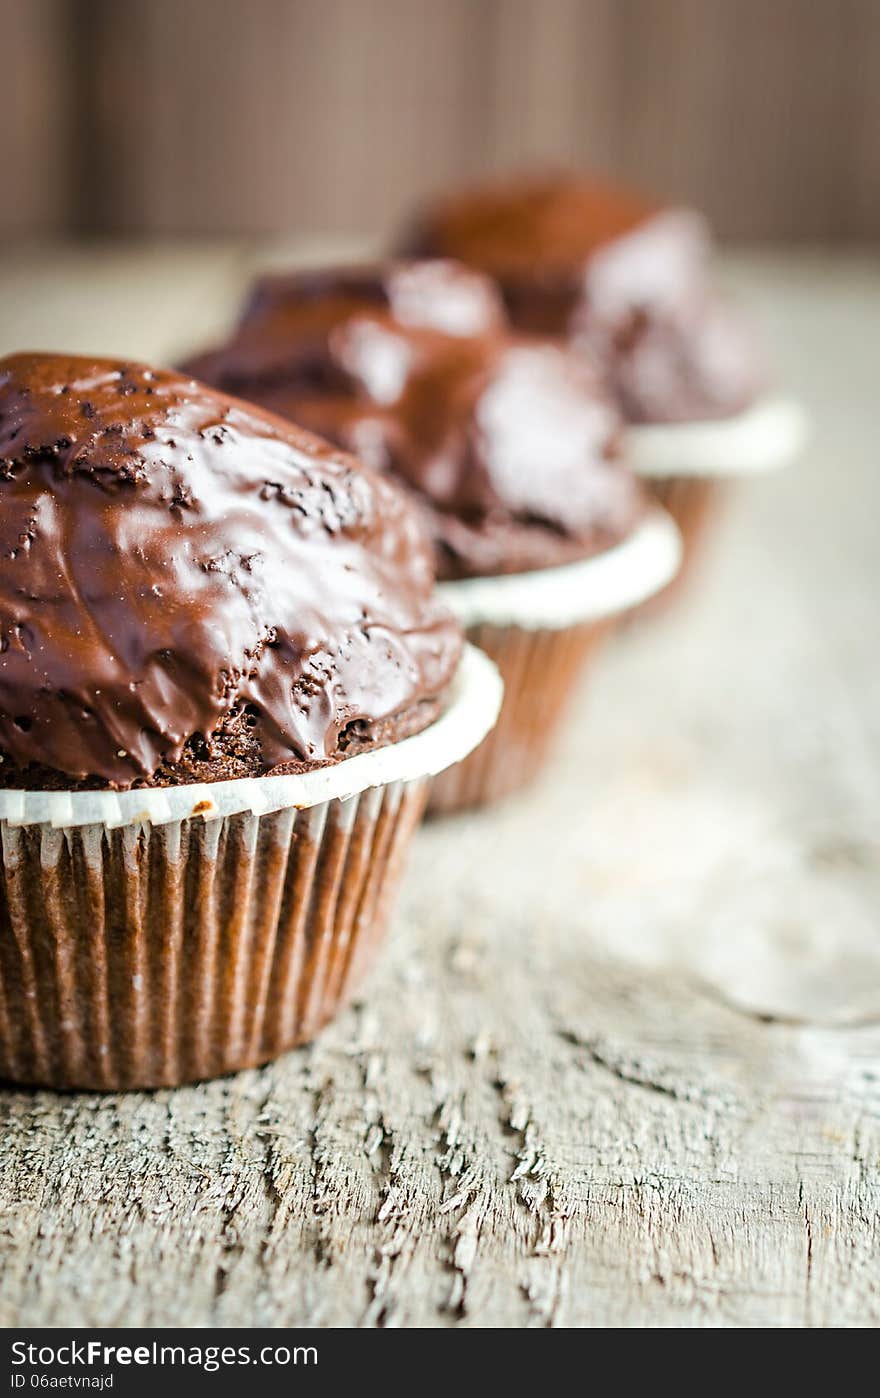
[0,247,878,1327]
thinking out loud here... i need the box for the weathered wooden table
[0,245,877,1328]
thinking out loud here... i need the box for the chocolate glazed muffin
[400,176,762,425]
[182,262,681,811]
[400,176,809,593]
[182,259,644,582]
[0,352,501,1089]
[0,352,460,789]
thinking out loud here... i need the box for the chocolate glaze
[401,176,763,424]
[183,261,644,581]
[242,259,507,339]
[0,353,462,789]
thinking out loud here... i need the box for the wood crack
[484,1044,570,1327]
[557,1027,741,1113]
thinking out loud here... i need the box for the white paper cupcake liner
[0,642,502,831]
[626,393,808,479]
[437,508,682,630]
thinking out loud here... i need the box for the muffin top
[183,261,645,581]
[401,176,763,424]
[403,176,658,281]
[241,259,507,341]
[0,352,462,790]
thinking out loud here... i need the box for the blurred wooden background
[3,0,879,243]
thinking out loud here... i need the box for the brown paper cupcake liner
[429,621,611,813]
[429,512,681,813]
[0,780,427,1090]
[626,395,808,609]
[643,474,727,594]
[0,645,503,1090]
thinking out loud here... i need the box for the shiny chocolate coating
[401,177,763,423]
[0,353,461,788]
[183,261,644,580]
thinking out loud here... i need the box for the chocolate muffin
[401,175,805,596]
[0,352,461,790]
[401,175,763,425]
[0,352,503,1088]
[182,263,680,812]
[182,259,646,582]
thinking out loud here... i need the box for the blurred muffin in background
[183,260,681,811]
[184,260,641,581]
[400,175,807,582]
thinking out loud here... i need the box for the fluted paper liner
[640,475,725,598]
[0,645,502,1089]
[429,511,681,813]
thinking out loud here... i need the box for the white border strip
[626,394,809,479]
[438,508,682,630]
[0,644,503,831]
